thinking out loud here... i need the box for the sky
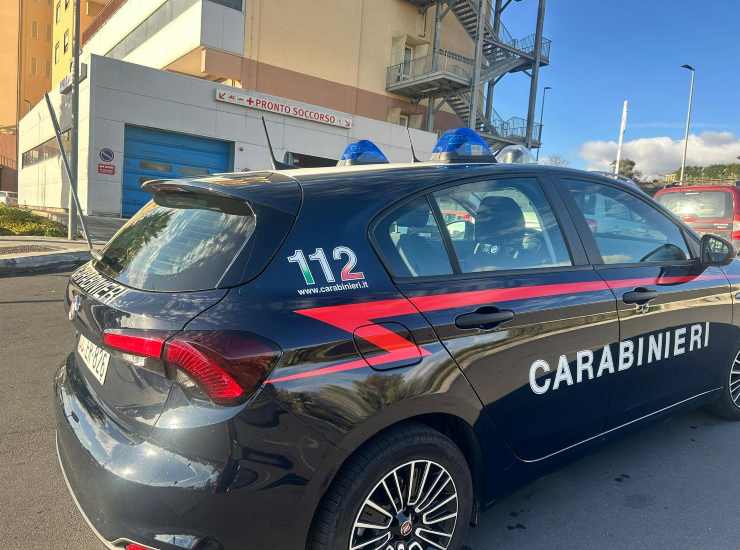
[492,0,740,177]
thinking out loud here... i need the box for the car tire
[707,348,740,421]
[308,423,474,550]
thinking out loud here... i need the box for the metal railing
[484,2,551,61]
[466,88,542,143]
[0,155,17,170]
[386,49,473,88]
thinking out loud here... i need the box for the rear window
[656,190,733,220]
[96,194,256,291]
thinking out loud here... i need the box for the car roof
[273,162,617,194]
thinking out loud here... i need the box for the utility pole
[679,64,695,184]
[535,86,551,161]
[525,0,546,149]
[68,0,81,240]
[614,100,628,176]
[468,0,486,130]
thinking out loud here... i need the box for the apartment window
[32,21,38,39]
[22,131,71,169]
[64,30,69,53]
[54,42,59,63]
[399,114,409,128]
[55,1,61,22]
[402,45,414,77]
[46,60,51,77]
[46,23,52,41]
[31,57,37,76]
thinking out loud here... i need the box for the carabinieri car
[56,130,740,550]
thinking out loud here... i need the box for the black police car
[56,129,740,550]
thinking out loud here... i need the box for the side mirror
[700,234,735,266]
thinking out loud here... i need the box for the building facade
[18,0,550,217]
[0,0,54,190]
[51,0,106,86]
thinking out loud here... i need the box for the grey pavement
[1,271,740,549]
[0,236,94,275]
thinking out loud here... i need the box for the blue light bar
[430,128,495,162]
[337,140,390,166]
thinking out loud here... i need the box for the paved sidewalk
[0,236,102,276]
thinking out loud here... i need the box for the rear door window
[374,196,453,277]
[432,178,572,273]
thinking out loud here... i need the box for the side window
[563,179,690,264]
[433,178,571,273]
[374,196,453,277]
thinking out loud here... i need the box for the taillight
[102,330,280,406]
[103,330,170,358]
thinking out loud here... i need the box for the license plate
[77,334,110,385]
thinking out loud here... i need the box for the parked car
[655,184,740,254]
[0,190,18,206]
[55,130,740,550]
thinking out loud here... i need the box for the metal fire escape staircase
[391,0,551,147]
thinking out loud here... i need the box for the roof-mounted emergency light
[497,144,534,164]
[430,128,496,163]
[337,140,390,166]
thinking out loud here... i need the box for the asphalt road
[2,271,740,550]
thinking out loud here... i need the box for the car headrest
[396,205,430,228]
[475,196,525,243]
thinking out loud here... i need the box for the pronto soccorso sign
[216,89,353,129]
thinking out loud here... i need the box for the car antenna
[406,127,421,163]
[261,116,294,170]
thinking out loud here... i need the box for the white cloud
[580,132,740,178]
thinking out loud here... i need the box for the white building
[19,55,436,217]
[18,0,461,219]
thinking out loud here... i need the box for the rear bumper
[54,354,333,550]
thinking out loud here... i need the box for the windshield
[656,190,734,220]
[97,193,256,292]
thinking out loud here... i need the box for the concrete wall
[20,55,437,217]
[81,0,243,72]
[246,0,474,99]
[17,74,93,212]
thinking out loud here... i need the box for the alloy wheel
[349,459,459,550]
[729,350,740,408]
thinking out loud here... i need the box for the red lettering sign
[215,88,353,129]
[97,163,115,175]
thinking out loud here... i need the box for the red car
[655,184,740,253]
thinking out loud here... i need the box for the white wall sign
[216,89,353,129]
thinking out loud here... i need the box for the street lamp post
[679,64,695,184]
[535,86,551,161]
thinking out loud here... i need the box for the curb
[0,250,91,276]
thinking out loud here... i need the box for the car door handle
[455,307,515,330]
[622,287,659,305]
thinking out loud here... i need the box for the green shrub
[0,206,66,237]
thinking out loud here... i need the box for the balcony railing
[487,9,551,62]
[386,49,473,89]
